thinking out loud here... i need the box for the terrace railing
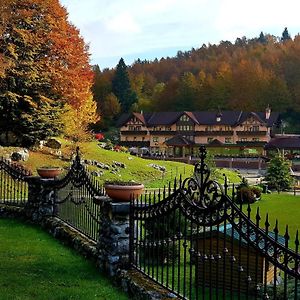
[0,157,30,206]
[130,146,300,299]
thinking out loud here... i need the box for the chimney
[265,105,271,120]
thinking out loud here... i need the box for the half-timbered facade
[117,108,280,156]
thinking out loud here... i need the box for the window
[125,137,128,141]
[153,137,158,142]
[252,126,259,131]
[206,126,213,131]
[134,137,137,141]
[136,126,141,131]
[180,115,189,121]
[166,126,171,131]
[129,126,134,130]
[252,138,259,142]
[142,137,145,141]
[185,136,194,142]
[241,138,247,142]
[207,137,213,143]
[225,137,232,144]
[224,126,231,131]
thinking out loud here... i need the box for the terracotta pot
[104,183,144,202]
[37,167,62,179]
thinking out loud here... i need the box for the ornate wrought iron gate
[52,148,104,241]
[0,157,29,206]
[130,146,300,299]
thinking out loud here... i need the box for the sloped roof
[218,224,285,248]
[265,136,300,150]
[147,112,182,125]
[208,139,223,146]
[193,111,242,125]
[199,224,285,250]
[116,112,153,127]
[117,110,280,127]
[165,135,195,146]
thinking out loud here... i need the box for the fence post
[97,196,130,277]
[25,176,56,222]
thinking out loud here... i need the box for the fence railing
[2,146,300,299]
[52,147,105,241]
[130,146,300,300]
[0,157,29,206]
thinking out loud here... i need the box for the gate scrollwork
[179,146,228,225]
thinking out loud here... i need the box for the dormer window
[180,115,189,121]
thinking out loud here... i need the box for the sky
[59,0,300,70]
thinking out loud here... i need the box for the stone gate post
[97,196,130,277]
[25,176,57,222]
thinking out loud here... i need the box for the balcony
[120,130,148,135]
[149,130,174,135]
[119,141,150,147]
[236,131,267,136]
[195,131,234,136]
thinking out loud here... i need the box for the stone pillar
[97,196,130,277]
[25,176,57,222]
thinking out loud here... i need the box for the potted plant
[104,180,144,202]
[36,166,62,179]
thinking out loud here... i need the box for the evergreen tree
[265,151,293,193]
[258,31,267,44]
[281,27,291,42]
[112,58,137,112]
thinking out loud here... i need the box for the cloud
[105,12,141,34]
[60,0,300,68]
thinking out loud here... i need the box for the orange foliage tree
[0,0,98,146]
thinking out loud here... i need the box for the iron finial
[199,145,207,160]
[75,146,80,162]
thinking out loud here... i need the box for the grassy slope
[0,140,241,188]
[0,218,128,300]
[244,193,300,248]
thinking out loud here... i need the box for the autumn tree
[112,58,137,113]
[175,72,197,111]
[0,0,98,146]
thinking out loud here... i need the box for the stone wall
[0,194,178,300]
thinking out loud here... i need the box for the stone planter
[37,167,62,179]
[104,182,144,202]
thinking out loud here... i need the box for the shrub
[235,178,260,204]
[251,186,262,199]
[236,186,256,204]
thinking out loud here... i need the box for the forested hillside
[93,29,300,132]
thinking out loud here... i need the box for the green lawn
[0,218,128,300]
[245,193,300,247]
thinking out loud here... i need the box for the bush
[251,186,262,199]
[235,178,261,204]
[236,186,256,204]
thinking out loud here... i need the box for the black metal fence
[52,148,105,241]
[130,146,300,299]
[0,157,29,206]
